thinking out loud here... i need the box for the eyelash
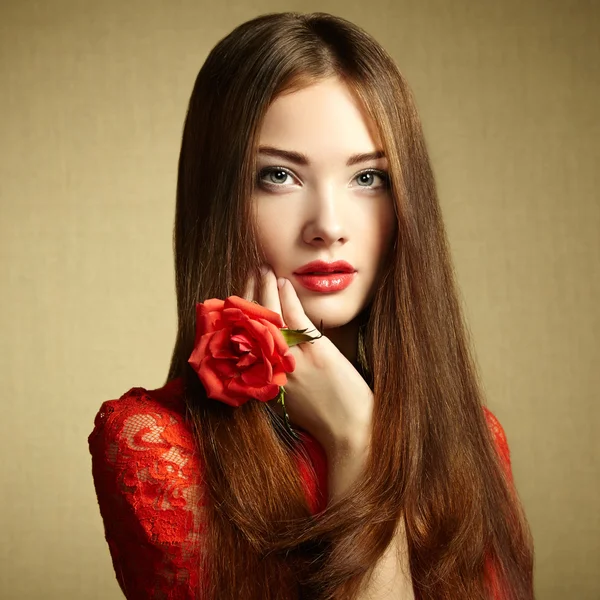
[256,166,390,191]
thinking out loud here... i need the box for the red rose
[187,295,296,407]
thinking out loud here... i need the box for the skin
[242,73,399,490]
[242,78,412,597]
[243,76,398,449]
[248,76,397,366]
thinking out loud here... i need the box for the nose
[301,184,348,247]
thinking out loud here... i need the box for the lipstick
[294,273,356,292]
[293,260,356,293]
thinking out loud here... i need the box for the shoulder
[87,376,202,509]
[87,375,204,512]
[88,377,206,597]
[88,377,194,454]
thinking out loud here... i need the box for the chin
[289,279,371,329]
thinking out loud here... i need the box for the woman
[89,11,534,600]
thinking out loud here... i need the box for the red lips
[293,260,356,275]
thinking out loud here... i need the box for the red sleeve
[482,407,515,599]
[295,429,329,514]
[88,387,206,599]
[483,407,513,484]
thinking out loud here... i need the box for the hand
[243,266,374,456]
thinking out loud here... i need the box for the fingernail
[277,277,286,289]
[261,265,270,276]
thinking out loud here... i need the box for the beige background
[1,0,598,598]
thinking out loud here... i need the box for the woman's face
[252,77,396,330]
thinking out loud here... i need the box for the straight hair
[167,11,534,599]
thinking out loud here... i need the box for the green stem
[278,386,300,440]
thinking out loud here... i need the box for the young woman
[89,11,534,600]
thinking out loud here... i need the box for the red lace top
[88,377,513,599]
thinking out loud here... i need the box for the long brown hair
[166,11,534,600]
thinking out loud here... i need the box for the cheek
[253,203,292,261]
[357,200,397,262]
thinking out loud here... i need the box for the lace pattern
[89,383,207,599]
[483,406,513,483]
[89,379,511,599]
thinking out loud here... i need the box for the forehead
[257,77,383,158]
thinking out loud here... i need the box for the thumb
[277,277,321,335]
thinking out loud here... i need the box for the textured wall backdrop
[1,0,598,598]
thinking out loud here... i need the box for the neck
[323,318,360,367]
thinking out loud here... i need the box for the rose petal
[218,394,248,407]
[231,332,253,353]
[221,307,247,326]
[197,312,223,336]
[271,370,288,386]
[260,319,293,361]
[208,328,235,359]
[236,352,257,368]
[242,319,275,357]
[241,361,272,386]
[211,358,237,377]
[228,378,280,402]
[189,295,296,408]
[225,296,284,327]
[195,300,225,338]
[188,332,214,371]
[199,365,248,407]
[198,298,225,315]
[197,361,227,398]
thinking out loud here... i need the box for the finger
[277,277,317,333]
[259,266,284,323]
[242,271,256,302]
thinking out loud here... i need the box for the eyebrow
[257,146,386,167]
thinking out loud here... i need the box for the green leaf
[280,327,324,347]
